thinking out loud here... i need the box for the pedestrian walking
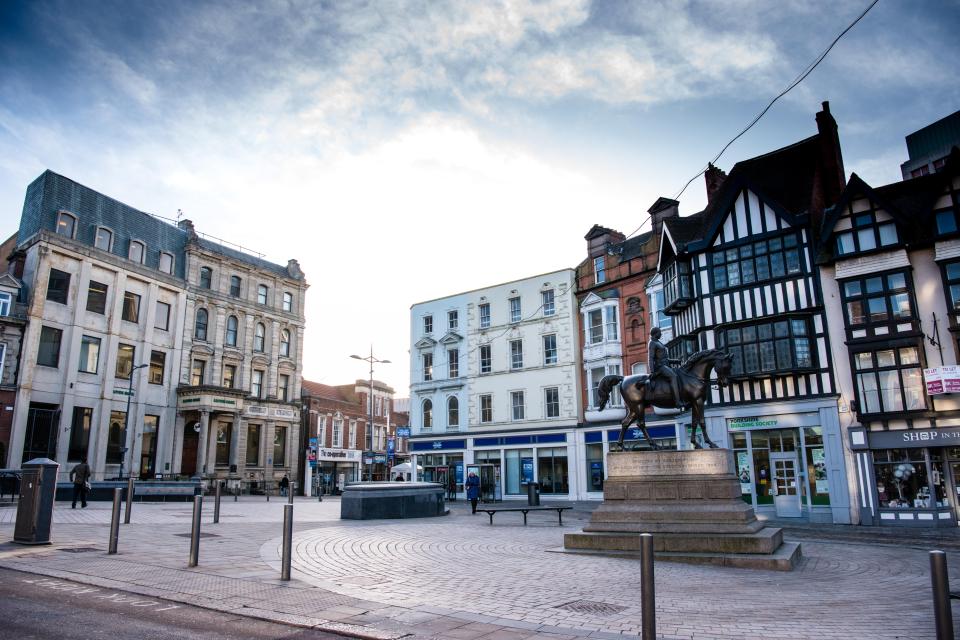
[465,471,480,514]
[70,458,91,509]
[279,473,290,497]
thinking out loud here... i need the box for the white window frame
[448,310,458,330]
[480,394,493,423]
[479,303,491,329]
[423,315,433,334]
[282,292,293,312]
[448,348,459,378]
[542,289,555,316]
[545,387,560,418]
[511,390,525,421]
[257,284,268,305]
[543,334,557,365]
[510,339,523,369]
[155,301,170,331]
[0,292,11,317]
[422,399,433,430]
[333,418,343,448]
[480,344,491,374]
[509,297,521,323]
[128,240,145,264]
[94,226,113,251]
[280,329,290,357]
[594,256,605,284]
[251,369,264,398]
[349,420,357,449]
[56,211,77,238]
[159,252,175,274]
[423,353,433,381]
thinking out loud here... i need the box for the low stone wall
[340,482,447,520]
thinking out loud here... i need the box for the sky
[1,0,958,395]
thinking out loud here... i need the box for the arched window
[226,315,238,346]
[95,227,113,251]
[199,267,212,289]
[128,240,145,263]
[56,212,77,238]
[280,329,290,357]
[254,323,265,352]
[422,399,433,430]
[195,308,208,341]
[447,397,459,427]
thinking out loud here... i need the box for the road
[0,567,350,640]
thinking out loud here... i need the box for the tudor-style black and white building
[820,147,960,527]
[657,103,854,524]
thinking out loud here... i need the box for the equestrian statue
[597,329,732,450]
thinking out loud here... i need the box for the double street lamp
[350,347,390,481]
[120,362,150,481]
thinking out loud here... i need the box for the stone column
[206,419,219,476]
[229,412,241,475]
[264,420,276,483]
[171,413,185,475]
[195,410,210,478]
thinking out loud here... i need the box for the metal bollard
[123,477,135,524]
[640,533,656,640]
[281,503,293,581]
[213,482,221,524]
[266,483,270,502]
[930,550,955,640]
[288,481,295,505]
[234,484,239,502]
[318,485,323,502]
[108,488,122,554]
[188,495,203,567]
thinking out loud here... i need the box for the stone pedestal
[563,449,800,571]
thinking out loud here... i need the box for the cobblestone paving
[0,498,958,639]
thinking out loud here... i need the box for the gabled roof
[657,211,708,271]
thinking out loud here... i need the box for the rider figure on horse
[647,327,687,410]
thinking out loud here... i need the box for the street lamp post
[120,363,150,481]
[351,347,390,481]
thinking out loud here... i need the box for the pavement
[0,496,959,639]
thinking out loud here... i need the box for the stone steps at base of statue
[565,526,783,555]
[550,540,802,572]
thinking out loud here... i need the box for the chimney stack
[584,224,626,258]
[815,100,846,206]
[704,163,727,202]
[647,197,680,240]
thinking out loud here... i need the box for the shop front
[410,439,465,499]
[317,447,361,495]
[850,425,960,527]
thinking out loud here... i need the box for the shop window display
[804,427,830,506]
[537,447,569,494]
[874,449,944,509]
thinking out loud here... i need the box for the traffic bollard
[266,483,270,502]
[123,477,135,524]
[108,488,122,554]
[214,482,221,524]
[318,485,323,502]
[288,481,295,505]
[641,533,656,640]
[281,503,293,581]
[235,485,239,502]
[930,550,955,640]
[188,495,202,567]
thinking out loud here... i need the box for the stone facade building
[0,233,26,466]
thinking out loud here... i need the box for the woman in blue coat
[465,471,481,514]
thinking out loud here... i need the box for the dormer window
[56,212,76,238]
[835,212,898,256]
[663,260,693,311]
[0,292,10,316]
[95,227,113,251]
[159,252,174,274]
[128,240,145,264]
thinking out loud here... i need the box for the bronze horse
[597,349,733,450]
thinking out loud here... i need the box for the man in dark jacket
[70,458,91,508]
[465,471,481,514]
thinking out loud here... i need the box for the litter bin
[14,458,60,545]
[524,481,541,506]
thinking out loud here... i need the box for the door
[950,463,960,523]
[181,426,198,477]
[770,452,802,517]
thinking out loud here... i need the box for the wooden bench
[480,505,573,526]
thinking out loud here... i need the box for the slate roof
[196,237,293,279]
[618,230,653,260]
[301,380,357,403]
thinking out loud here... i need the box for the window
[587,309,603,344]
[423,315,433,334]
[254,323,265,352]
[278,374,290,401]
[78,336,101,373]
[38,326,62,367]
[854,347,926,414]
[509,297,521,323]
[511,391,525,420]
[115,344,135,379]
[422,399,433,429]
[273,427,286,466]
[0,291,9,316]
[447,310,458,330]
[333,417,343,446]
[510,339,523,369]
[107,410,126,464]
[155,301,170,330]
[651,289,672,331]
[479,303,491,328]
[542,289,555,316]
[128,240,145,263]
[448,349,459,378]
[282,292,293,312]
[222,363,236,388]
[251,369,264,398]
[946,262,960,313]
[56,211,76,238]
[194,308,208,340]
[448,397,459,427]
[590,366,606,407]
[835,212,899,256]
[480,344,492,374]
[545,387,560,418]
[280,329,290,357]
[663,260,692,306]
[149,350,165,384]
[842,272,913,329]
[47,269,70,304]
[230,276,241,297]
[246,425,261,465]
[594,256,605,284]
[199,267,212,289]
[589,364,621,407]
[257,284,268,305]
[349,421,357,448]
[717,318,814,376]
[122,291,140,323]
[226,316,238,346]
[95,227,113,251]
[215,423,232,466]
[712,233,802,290]
[605,306,619,341]
[543,334,557,365]
[159,252,174,274]
[68,407,92,461]
[936,209,959,236]
[422,353,433,381]
[86,280,107,314]
[480,394,493,423]
[191,359,205,386]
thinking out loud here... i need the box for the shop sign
[247,406,268,416]
[396,427,411,438]
[924,366,960,395]
[273,408,296,419]
[373,454,387,463]
[811,448,828,493]
[318,448,362,462]
[728,416,779,430]
[868,426,960,449]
